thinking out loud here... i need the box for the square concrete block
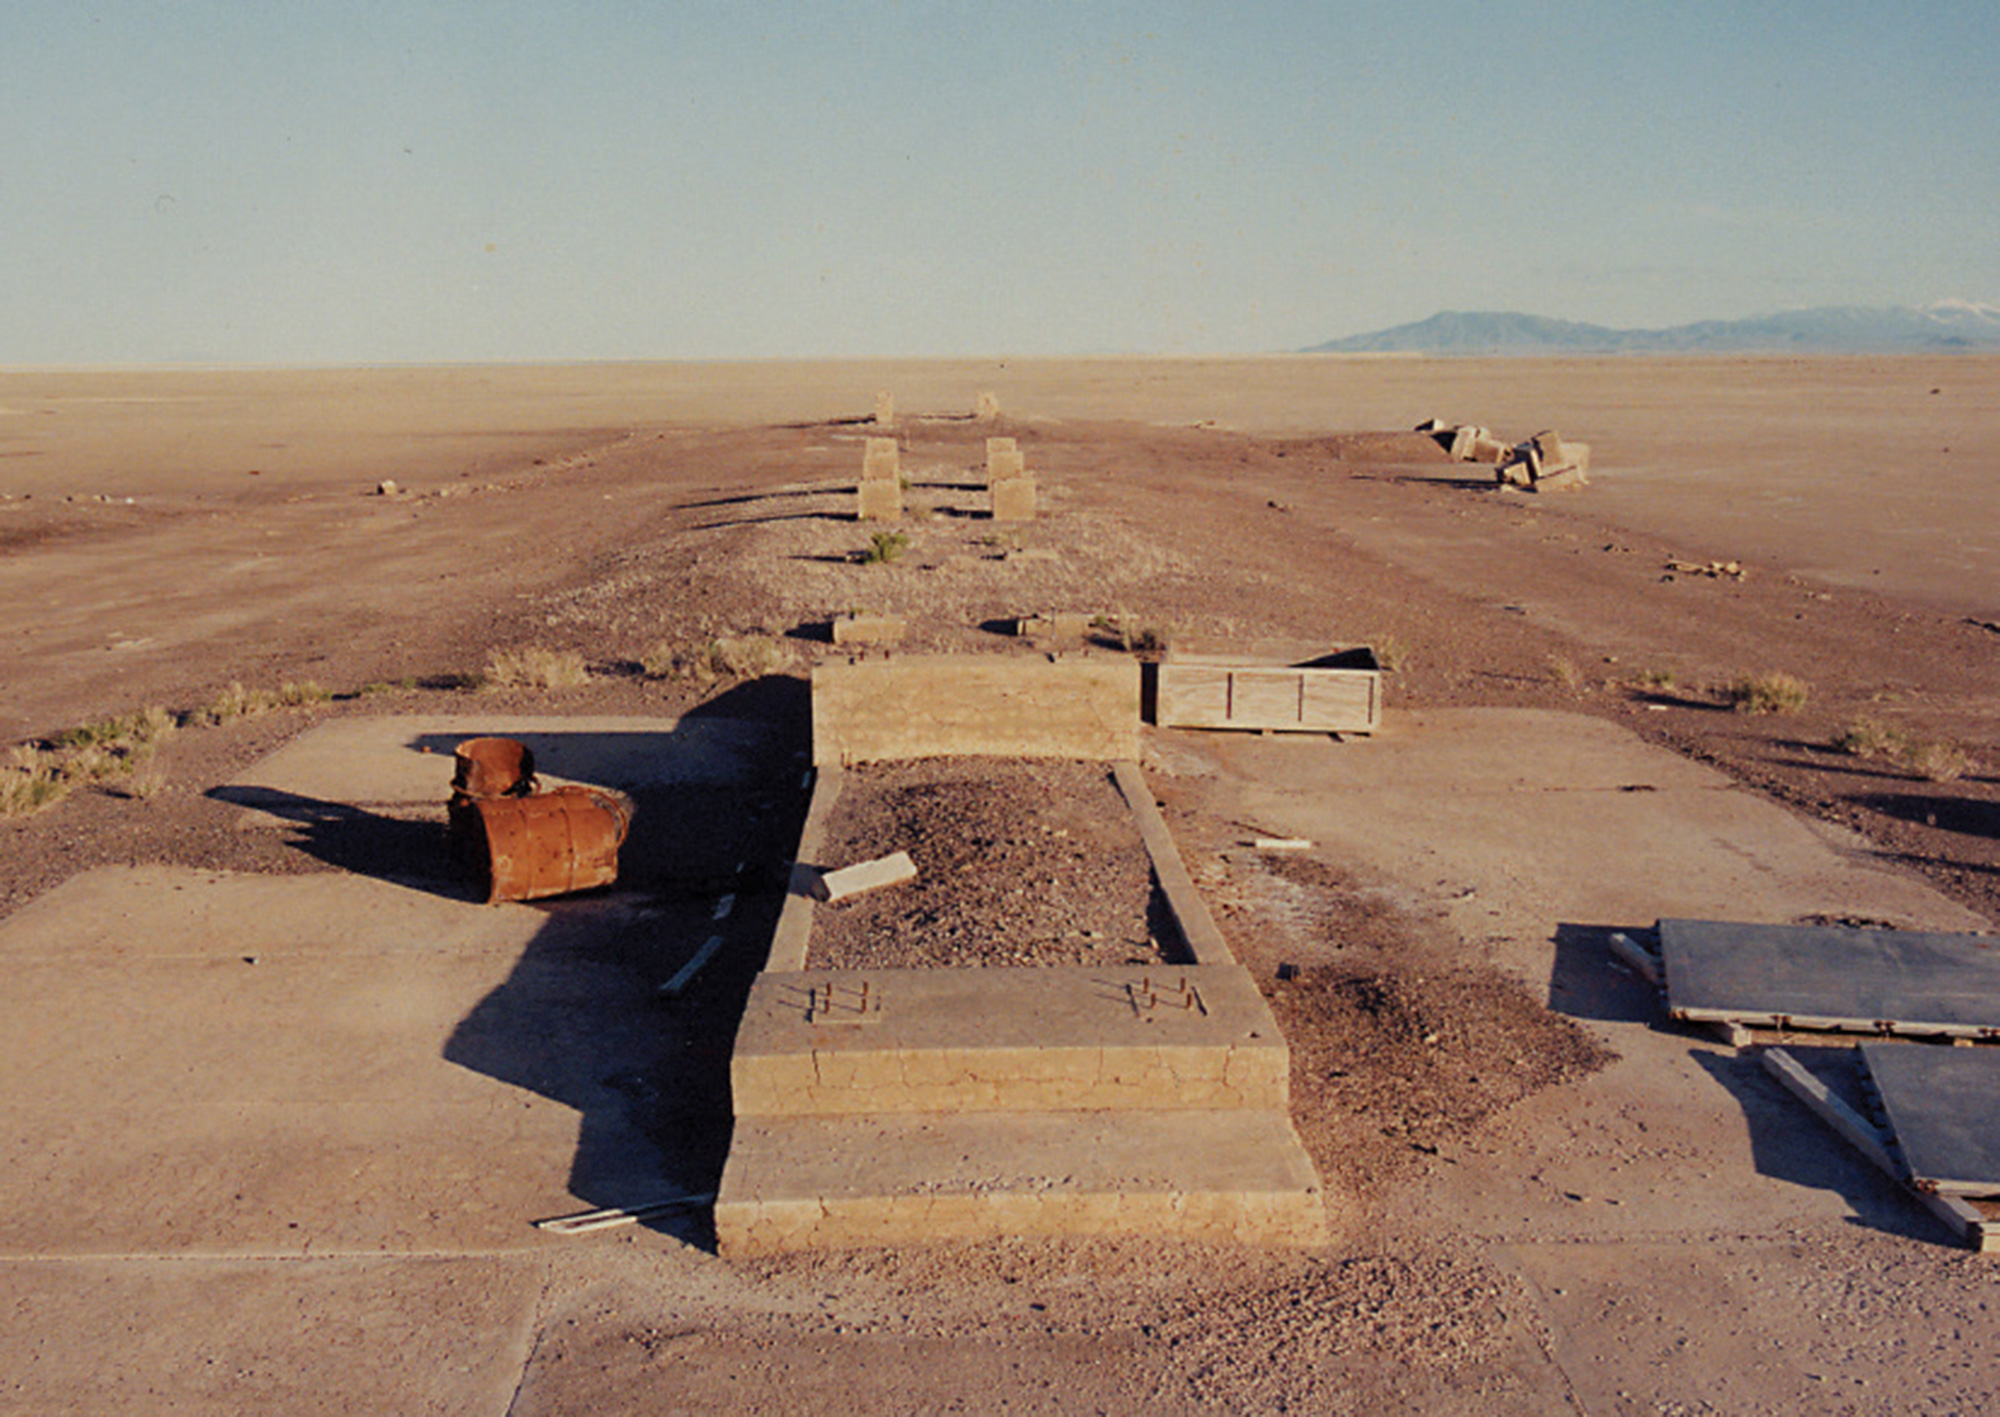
[975,391,1001,421]
[991,477,1036,521]
[873,391,895,427]
[856,480,902,520]
[987,448,1026,481]
[831,613,907,646]
[862,437,899,481]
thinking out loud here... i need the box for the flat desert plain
[2,356,1999,1414]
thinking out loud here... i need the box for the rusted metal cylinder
[452,737,537,799]
[462,784,633,904]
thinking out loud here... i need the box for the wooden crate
[1156,650,1381,734]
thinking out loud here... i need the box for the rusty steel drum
[462,784,633,904]
[452,736,537,799]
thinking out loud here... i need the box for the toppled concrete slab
[221,714,768,824]
[715,1109,1329,1255]
[732,964,1288,1116]
[1660,917,2000,1039]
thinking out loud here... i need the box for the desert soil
[3,357,1998,1414]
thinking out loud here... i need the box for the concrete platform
[220,713,771,823]
[0,866,671,1257]
[1863,1043,2000,1195]
[714,1110,1329,1255]
[731,965,1288,1116]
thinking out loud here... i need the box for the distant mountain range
[1306,301,2000,355]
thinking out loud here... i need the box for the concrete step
[714,1109,1329,1256]
[731,965,1289,1117]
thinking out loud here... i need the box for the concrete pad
[731,965,1288,1116]
[715,1110,1328,1255]
[221,714,770,821]
[1193,708,1983,947]
[0,866,670,1256]
[0,1255,543,1415]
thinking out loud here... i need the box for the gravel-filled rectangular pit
[805,758,1162,968]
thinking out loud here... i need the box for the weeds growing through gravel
[1545,655,1584,692]
[0,703,179,817]
[482,646,589,690]
[1832,719,1910,760]
[1368,634,1410,673]
[1833,720,1978,782]
[860,530,910,565]
[1905,740,1974,783]
[1726,672,1809,715]
[642,633,793,685]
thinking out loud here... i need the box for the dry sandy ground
[2,357,1999,1414]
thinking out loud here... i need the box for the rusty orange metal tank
[452,736,537,799]
[461,784,633,904]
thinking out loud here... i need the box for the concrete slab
[1863,1043,2000,1194]
[0,866,671,1256]
[220,714,769,821]
[1662,918,2000,1038]
[714,1110,1329,1255]
[731,965,1288,1116]
[1191,709,1984,959]
[812,656,1139,765]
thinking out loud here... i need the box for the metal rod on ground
[659,935,725,998]
[534,1193,717,1235]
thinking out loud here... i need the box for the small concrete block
[831,614,908,646]
[1014,612,1092,640]
[1448,425,1491,461]
[862,437,900,482]
[975,391,1002,421]
[814,851,918,903]
[987,448,1027,481]
[873,391,895,427]
[1533,465,1588,492]
[992,477,1037,522]
[1468,433,1511,463]
[856,479,903,520]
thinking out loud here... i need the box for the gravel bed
[805,757,1161,968]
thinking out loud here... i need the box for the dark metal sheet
[1658,917,2000,1037]
[1862,1043,2000,1195]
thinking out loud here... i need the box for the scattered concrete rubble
[1497,430,1591,491]
[1416,419,1592,491]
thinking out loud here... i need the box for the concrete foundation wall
[811,656,1140,765]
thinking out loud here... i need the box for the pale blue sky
[5,1,1996,363]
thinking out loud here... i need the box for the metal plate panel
[1659,917,2000,1037]
[1862,1043,2000,1195]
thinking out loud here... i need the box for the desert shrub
[483,646,589,690]
[1727,672,1809,715]
[0,748,71,818]
[648,634,793,684]
[1832,719,1909,760]
[860,530,910,565]
[1369,634,1411,673]
[277,680,332,706]
[197,681,283,725]
[1905,740,1974,783]
[1631,668,1677,691]
[1546,655,1584,691]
